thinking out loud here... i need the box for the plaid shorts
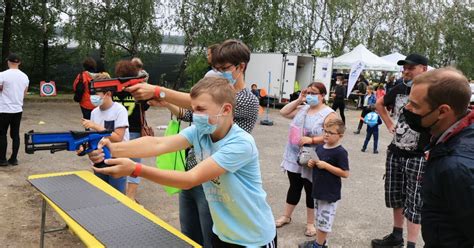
[384,150,426,224]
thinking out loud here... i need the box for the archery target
[40,81,57,97]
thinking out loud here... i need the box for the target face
[40,81,57,97]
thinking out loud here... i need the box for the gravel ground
[0,101,424,247]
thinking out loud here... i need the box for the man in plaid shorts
[373,54,429,248]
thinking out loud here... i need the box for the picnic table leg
[40,198,47,248]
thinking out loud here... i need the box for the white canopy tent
[381,52,435,71]
[333,44,398,71]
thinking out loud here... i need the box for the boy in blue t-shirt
[361,105,383,154]
[89,77,276,247]
[299,118,349,248]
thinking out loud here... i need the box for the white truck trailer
[245,52,333,103]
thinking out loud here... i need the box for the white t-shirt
[0,69,29,113]
[90,102,130,141]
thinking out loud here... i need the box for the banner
[347,61,365,98]
[313,57,333,101]
[40,81,57,97]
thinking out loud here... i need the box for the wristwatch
[154,86,166,99]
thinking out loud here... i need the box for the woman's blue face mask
[306,94,319,106]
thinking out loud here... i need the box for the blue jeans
[179,185,213,247]
[363,126,379,152]
[127,132,143,184]
[94,172,127,194]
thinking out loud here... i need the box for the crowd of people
[1,42,473,248]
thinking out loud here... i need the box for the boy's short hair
[325,118,346,134]
[413,67,470,117]
[212,39,251,73]
[190,77,236,110]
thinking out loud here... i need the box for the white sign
[347,61,365,98]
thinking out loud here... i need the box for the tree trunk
[2,0,13,70]
[42,0,49,79]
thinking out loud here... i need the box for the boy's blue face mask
[306,94,319,106]
[192,106,224,135]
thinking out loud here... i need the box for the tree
[63,0,162,66]
[1,0,12,70]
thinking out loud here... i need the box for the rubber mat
[29,174,193,247]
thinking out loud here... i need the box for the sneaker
[298,240,327,248]
[374,150,379,154]
[361,148,366,152]
[0,160,8,166]
[8,158,18,166]
[353,130,360,134]
[371,233,404,248]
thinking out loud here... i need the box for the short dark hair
[115,60,139,77]
[207,43,220,53]
[212,39,251,73]
[83,57,96,72]
[413,67,470,117]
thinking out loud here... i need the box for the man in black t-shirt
[372,54,429,248]
[331,75,346,124]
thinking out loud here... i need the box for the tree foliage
[0,0,472,91]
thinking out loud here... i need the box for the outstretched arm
[126,84,192,109]
[93,155,226,190]
[88,135,191,162]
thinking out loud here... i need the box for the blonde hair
[190,77,236,110]
[325,118,346,134]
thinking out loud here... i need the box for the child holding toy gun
[87,78,277,247]
[81,73,130,193]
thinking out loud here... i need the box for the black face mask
[403,107,439,133]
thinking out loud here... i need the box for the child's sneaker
[373,150,379,154]
[371,233,403,247]
[298,240,327,248]
[361,148,366,152]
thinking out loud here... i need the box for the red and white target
[40,81,57,97]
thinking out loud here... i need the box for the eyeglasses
[323,129,339,136]
[214,64,238,72]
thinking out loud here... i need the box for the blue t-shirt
[179,124,276,247]
[312,145,349,202]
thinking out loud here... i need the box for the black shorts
[384,150,426,224]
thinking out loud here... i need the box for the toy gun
[25,130,112,168]
[89,75,146,94]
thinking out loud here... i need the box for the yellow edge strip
[29,170,201,247]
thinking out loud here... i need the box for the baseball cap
[397,53,428,66]
[6,53,21,63]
